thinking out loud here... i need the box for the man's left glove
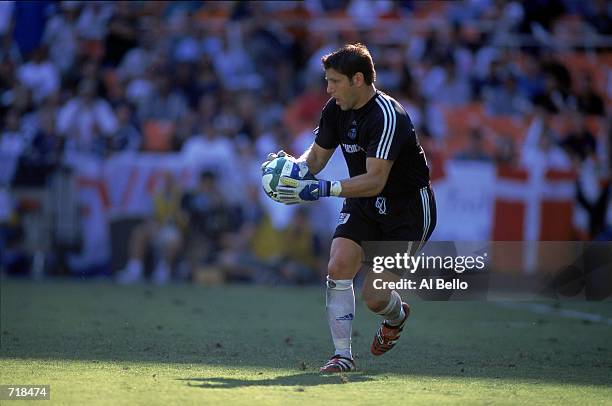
[277,176,341,204]
[261,150,292,172]
[260,150,311,179]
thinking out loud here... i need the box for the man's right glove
[277,176,342,204]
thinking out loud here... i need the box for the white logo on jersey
[375,197,387,215]
[338,213,350,224]
[342,143,363,153]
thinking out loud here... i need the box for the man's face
[325,68,356,111]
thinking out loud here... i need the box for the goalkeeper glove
[260,150,310,177]
[277,176,342,204]
[261,150,291,171]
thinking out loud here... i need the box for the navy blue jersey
[315,90,430,197]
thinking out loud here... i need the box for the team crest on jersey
[375,197,387,215]
[347,120,357,140]
[338,213,350,224]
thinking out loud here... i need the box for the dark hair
[200,170,217,181]
[322,43,376,85]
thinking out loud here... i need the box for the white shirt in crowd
[181,133,239,201]
[56,97,118,152]
[76,2,113,40]
[43,13,78,73]
[520,115,571,171]
[17,60,59,104]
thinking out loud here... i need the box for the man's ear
[351,72,365,87]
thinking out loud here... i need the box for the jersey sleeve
[366,99,411,161]
[314,98,339,150]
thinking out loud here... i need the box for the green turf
[1,279,611,405]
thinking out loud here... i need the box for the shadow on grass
[177,372,373,388]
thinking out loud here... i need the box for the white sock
[126,259,143,276]
[377,290,405,326]
[117,258,144,284]
[152,260,170,285]
[326,276,354,359]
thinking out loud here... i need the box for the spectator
[0,109,29,186]
[576,169,610,239]
[15,107,63,187]
[117,26,159,82]
[172,12,202,64]
[0,109,28,157]
[103,1,138,68]
[0,31,22,67]
[216,183,268,282]
[109,102,141,153]
[173,62,200,110]
[0,193,28,276]
[124,59,155,107]
[493,135,519,167]
[42,3,79,74]
[521,110,572,171]
[454,127,493,162]
[276,207,324,284]
[483,74,532,116]
[575,73,605,116]
[585,0,612,35]
[181,171,243,279]
[116,172,186,285]
[16,46,59,105]
[137,71,188,121]
[422,59,471,107]
[56,79,118,155]
[212,31,262,91]
[534,52,574,113]
[0,1,14,38]
[194,55,221,101]
[562,113,597,163]
[181,125,234,179]
[76,1,113,42]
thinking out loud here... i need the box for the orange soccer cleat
[371,303,411,356]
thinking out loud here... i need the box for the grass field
[1,278,611,405]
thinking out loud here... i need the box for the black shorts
[333,185,437,255]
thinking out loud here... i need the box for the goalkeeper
[263,44,437,373]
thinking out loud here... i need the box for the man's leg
[152,224,183,285]
[117,220,156,284]
[362,186,437,355]
[320,237,362,372]
[362,269,409,355]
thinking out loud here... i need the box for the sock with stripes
[377,290,405,326]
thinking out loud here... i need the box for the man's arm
[276,157,393,203]
[301,142,335,175]
[335,157,393,198]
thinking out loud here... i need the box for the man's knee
[327,256,358,280]
[364,297,389,313]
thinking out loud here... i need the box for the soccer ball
[261,157,314,201]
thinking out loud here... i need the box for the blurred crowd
[0,0,610,284]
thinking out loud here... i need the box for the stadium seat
[561,52,607,95]
[442,102,485,156]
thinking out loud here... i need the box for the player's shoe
[371,303,410,356]
[319,355,356,373]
